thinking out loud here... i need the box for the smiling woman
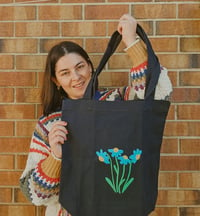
[41,41,94,116]
[19,14,172,216]
[53,53,92,100]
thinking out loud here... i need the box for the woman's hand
[118,14,137,47]
[48,121,68,159]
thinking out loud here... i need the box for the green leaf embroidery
[122,177,134,193]
[105,177,116,192]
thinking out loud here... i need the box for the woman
[20,14,172,216]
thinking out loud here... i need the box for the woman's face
[53,53,92,99]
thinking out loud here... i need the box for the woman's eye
[61,71,70,76]
[77,64,85,70]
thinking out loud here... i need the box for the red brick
[0,205,36,216]
[85,5,128,19]
[86,38,112,53]
[0,155,14,169]
[0,105,35,119]
[132,4,176,19]
[62,22,106,36]
[171,88,200,103]
[0,6,35,21]
[0,171,21,186]
[180,139,200,154]
[0,121,14,136]
[0,22,13,37]
[37,206,46,216]
[179,173,200,188]
[0,39,37,53]
[161,138,178,154]
[157,190,200,205]
[158,54,200,69]
[180,71,200,86]
[168,71,178,87]
[0,55,13,69]
[179,4,200,18]
[156,0,199,1]
[149,207,178,216]
[180,207,200,216]
[40,38,83,53]
[89,55,103,70]
[109,0,151,2]
[16,88,40,103]
[0,72,36,87]
[99,72,129,87]
[160,156,200,171]
[38,5,82,20]
[61,0,104,2]
[0,188,12,203]
[0,0,12,3]
[158,172,177,188]
[16,121,37,136]
[166,104,175,120]
[36,104,43,118]
[15,22,59,37]
[0,138,30,153]
[16,55,46,70]
[14,188,29,203]
[108,21,153,36]
[156,20,200,35]
[0,88,14,102]
[15,0,57,2]
[165,121,200,136]
[177,105,200,120]
[16,155,28,170]
[180,38,200,52]
[151,37,178,52]
[108,54,132,69]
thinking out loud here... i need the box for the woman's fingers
[48,121,68,159]
[117,14,137,47]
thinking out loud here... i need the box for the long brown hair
[41,41,94,116]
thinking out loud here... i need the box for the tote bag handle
[84,24,160,100]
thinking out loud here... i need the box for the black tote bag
[60,24,170,216]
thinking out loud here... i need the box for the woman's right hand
[48,121,68,159]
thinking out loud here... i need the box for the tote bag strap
[84,24,161,100]
[84,31,122,99]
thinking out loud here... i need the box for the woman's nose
[71,70,80,80]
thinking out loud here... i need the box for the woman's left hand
[118,14,137,47]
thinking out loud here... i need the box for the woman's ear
[51,77,60,88]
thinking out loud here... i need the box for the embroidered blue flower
[129,149,142,164]
[108,147,124,158]
[118,155,131,165]
[96,149,110,164]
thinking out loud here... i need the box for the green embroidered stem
[122,163,134,193]
[108,154,116,192]
[115,157,120,192]
[118,164,126,193]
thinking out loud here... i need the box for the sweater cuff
[40,154,61,179]
[125,39,147,67]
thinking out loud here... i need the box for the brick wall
[0,0,199,216]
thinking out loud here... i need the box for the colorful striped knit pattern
[130,61,147,91]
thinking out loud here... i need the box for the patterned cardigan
[20,39,172,216]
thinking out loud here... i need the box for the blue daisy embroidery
[96,149,110,164]
[96,147,142,194]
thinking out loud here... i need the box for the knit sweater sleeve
[19,113,62,206]
[123,39,172,100]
